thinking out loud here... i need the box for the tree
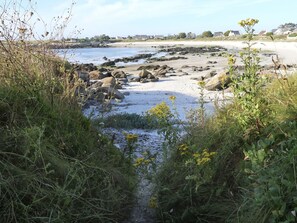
[177,32,186,39]
[187,32,196,39]
[224,30,231,36]
[202,31,213,38]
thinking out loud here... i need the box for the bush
[202,31,214,38]
[0,1,135,222]
[156,18,297,222]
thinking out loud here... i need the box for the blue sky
[2,0,297,37]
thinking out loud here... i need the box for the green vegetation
[0,2,135,222]
[94,113,159,129]
[202,31,214,38]
[288,33,297,37]
[154,18,297,222]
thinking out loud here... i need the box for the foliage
[224,30,231,36]
[94,113,158,129]
[0,1,135,222]
[202,31,214,38]
[177,32,187,39]
[156,18,297,223]
[229,18,265,134]
[288,33,297,37]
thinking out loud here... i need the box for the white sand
[88,41,297,120]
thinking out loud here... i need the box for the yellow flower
[169,95,176,101]
[134,157,145,167]
[149,196,158,208]
[198,81,206,88]
[178,144,189,156]
[147,102,172,120]
[192,149,217,166]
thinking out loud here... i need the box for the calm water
[58,47,158,65]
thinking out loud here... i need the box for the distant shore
[110,40,297,64]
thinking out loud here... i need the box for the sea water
[57,47,158,65]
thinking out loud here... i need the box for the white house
[229,30,240,36]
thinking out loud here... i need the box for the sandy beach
[85,40,297,120]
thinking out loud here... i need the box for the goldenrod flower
[169,95,176,101]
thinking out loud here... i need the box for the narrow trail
[103,128,163,223]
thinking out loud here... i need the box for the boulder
[77,70,90,83]
[89,70,105,80]
[137,65,160,71]
[100,76,116,88]
[111,70,127,78]
[101,61,115,67]
[139,69,152,79]
[205,72,231,91]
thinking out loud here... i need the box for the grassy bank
[0,14,135,222]
[155,19,297,223]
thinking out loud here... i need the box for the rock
[111,70,127,78]
[117,77,128,84]
[154,68,167,77]
[100,76,116,88]
[101,61,116,67]
[89,70,105,80]
[137,65,160,71]
[129,77,141,82]
[205,72,231,91]
[139,69,152,79]
[89,81,103,89]
[140,78,148,83]
[207,61,217,64]
[77,70,90,83]
[149,78,159,82]
[209,70,217,77]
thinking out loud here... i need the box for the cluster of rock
[101,53,155,67]
[130,65,173,83]
[74,65,128,105]
[159,46,227,55]
[73,62,175,106]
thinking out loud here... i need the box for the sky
[1,0,297,38]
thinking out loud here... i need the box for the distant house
[213,32,224,37]
[154,35,165,39]
[133,35,152,40]
[258,30,267,36]
[274,28,292,35]
[271,29,277,34]
[229,30,240,36]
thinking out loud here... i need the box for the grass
[0,2,136,222]
[94,113,159,129]
[155,73,297,222]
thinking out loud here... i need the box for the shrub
[0,1,135,222]
[202,31,214,38]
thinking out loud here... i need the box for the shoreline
[83,41,297,120]
[110,40,297,64]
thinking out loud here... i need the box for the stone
[137,65,160,71]
[100,76,116,88]
[77,70,90,83]
[139,69,152,79]
[89,70,104,80]
[205,72,231,91]
[111,70,127,78]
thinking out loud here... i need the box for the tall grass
[156,19,297,222]
[0,1,135,222]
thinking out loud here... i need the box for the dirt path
[103,128,163,223]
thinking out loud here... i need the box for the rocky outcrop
[159,46,227,55]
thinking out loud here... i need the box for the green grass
[156,75,297,223]
[94,113,159,129]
